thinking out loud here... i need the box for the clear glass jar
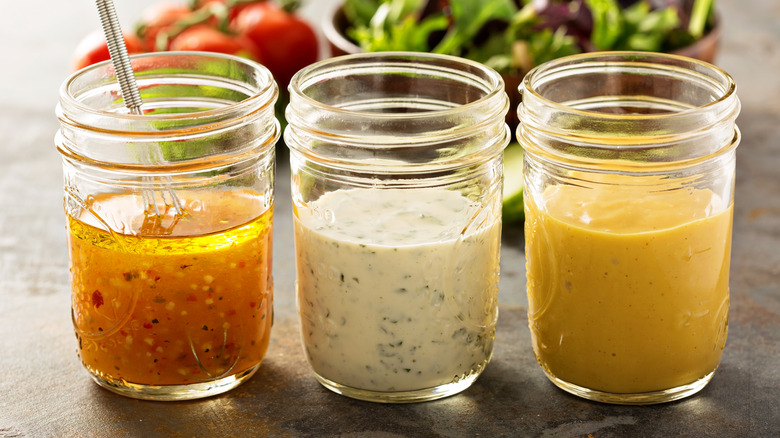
[56,52,279,400]
[285,52,510,403]
[519,52,741,404]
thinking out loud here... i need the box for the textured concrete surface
[1,0,778,436]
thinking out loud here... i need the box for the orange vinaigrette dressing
[68,189,273,386]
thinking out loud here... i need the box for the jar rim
[288,51,507,120]
[56,51,280,170]
[285,52,511,174]
[59,51,277,127]
[520,51,738,121]
[517,51,741,170]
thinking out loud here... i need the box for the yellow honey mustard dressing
[525,185,732,394]
[68,189,273,387]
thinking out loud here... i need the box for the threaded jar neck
[517,52,740,173]
[56,52,279,172]
[285,52,510,176]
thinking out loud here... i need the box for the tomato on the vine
[232,1,319,87]
[136,2,193,51]
[71,0,319,84]
[168,25,262,61]
[71,29,144,71]
[191,0,251,21]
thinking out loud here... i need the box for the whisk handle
[95,0,143,112]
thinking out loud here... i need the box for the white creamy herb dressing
[294,188,501,392]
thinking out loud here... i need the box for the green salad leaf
[432,0,517,55]
[350,0,450,52]
[342,0,717,76]
[502,143,525,224]
[620,1,680,52]
[585,0,623,50]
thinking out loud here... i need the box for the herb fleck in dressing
[295,188,501,392]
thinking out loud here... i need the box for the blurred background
[1,0,777,117]
[0,0,338,112]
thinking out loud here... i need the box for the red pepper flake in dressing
[66,195,274,388]
[91,290,104,308]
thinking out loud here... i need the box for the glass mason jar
[55,52,279,400]
[519,52,741,404]
[285,52,510,403]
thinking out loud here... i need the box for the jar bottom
[541,368,717,405]
[88,363,261,401]
[311,370,484,404]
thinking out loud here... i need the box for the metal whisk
[95,0,183,218]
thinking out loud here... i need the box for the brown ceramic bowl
[321,4,722,133]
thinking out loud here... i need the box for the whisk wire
[95,0,183,219]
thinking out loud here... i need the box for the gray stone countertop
[0,0,777,436]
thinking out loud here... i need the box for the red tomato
[232,2,319,87]
[71,29,144,71]
[168,25,262,61]
[136,2,194,51]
